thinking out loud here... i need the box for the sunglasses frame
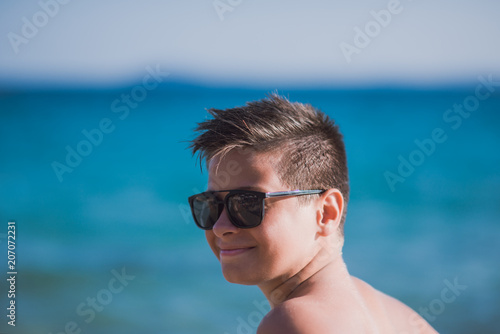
[188,189,326,230]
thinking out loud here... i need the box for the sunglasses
[188,189,325,230]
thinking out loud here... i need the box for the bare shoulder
[378,291,438,334]
[352,276,439,334]
[257,278,438,334]
[256,299,322,334]
[256,297,359,334]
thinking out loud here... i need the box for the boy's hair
[190,94,350,234]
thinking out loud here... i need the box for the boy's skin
[205,148,438,334]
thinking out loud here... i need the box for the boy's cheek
[205,232,220,260]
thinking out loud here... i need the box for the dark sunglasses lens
[227,193,263,228]
[191,194,222,229]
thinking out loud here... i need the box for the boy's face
[206,149,320,286]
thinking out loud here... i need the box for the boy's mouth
[219,246,256,257]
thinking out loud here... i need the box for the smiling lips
[219,246,255,257]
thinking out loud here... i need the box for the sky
[0,0,499,89]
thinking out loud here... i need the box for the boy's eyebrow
[238,186,264,191]
[236,186,276,193]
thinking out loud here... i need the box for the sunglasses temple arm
[265,190,325,198]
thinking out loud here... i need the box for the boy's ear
[316,189,344,237]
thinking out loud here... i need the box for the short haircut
[190,94,350,234]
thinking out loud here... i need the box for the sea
[0,84,499,334]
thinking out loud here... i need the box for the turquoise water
[0,86,499,333]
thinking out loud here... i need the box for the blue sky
[1,0,499,88]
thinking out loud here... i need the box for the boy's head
[189,95,349,286]
[190,94,349,232]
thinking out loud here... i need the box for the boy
[188,95,437,333]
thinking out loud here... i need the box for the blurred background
[1,0,499,333]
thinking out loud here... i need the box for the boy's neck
[259,247,349,308]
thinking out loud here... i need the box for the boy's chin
[222,269,260,286]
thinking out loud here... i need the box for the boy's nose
[212,208,238,237]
